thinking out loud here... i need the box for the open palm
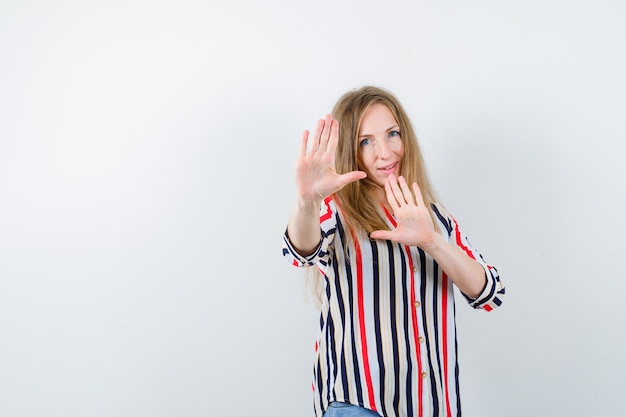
[295,115,366,201]
[370,175,437,248]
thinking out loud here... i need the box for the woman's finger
[388,174,408,206]
[398,176,416,205]
[309,118,325,154]
[412,182,426,207]
[326,118,339,157]
[318,114,333,152]
[299,130,309,158]
[385,178,401,210]
[337,170,367,189]
[370,230,392,241]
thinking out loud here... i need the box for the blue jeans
[322,402,381,417]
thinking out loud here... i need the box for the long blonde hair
[306,86,440,306]
[331,86,439,237]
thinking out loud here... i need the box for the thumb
[370,230,392,241]
[338,170,367,187]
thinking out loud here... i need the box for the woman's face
[357,103,404,187]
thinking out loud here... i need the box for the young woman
[282,86,505,417]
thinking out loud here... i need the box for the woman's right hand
[287,115,366,256]
[295,114,366,203]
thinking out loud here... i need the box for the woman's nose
[377,139,390,158]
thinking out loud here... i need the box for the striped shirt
[282,197,505,417]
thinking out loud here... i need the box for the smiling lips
[378,162,399,175]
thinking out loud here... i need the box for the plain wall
[1,1,625,416]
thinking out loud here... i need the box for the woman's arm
[420,233,487,298]
[287,115,366,256]
[370,174,497,299]
[287,198,324,256]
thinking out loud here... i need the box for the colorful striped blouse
[282,197,505,417]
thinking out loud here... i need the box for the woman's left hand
[370,175,438,249]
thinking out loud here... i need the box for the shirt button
[421,371,427,379]
[412,266,418,272]
[414,300,421,308]
[418,336,424,344]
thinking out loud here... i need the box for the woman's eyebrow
[359,125,400,137]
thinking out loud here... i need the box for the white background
[1,1,625,416]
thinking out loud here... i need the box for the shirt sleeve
[448,213,506,312]
[282,197,338,268]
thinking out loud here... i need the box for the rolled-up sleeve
[282,197,337,268]
[450,216,506,311]
[463,265,505,311]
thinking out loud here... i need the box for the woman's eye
[359,138,371,146]
[389,131,400,138]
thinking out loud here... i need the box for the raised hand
[370,174,437,248]
[295,114,366,202]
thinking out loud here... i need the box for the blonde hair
[305,86,440,307]
[331,85,439,237]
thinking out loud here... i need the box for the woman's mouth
[378,162,398,175]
